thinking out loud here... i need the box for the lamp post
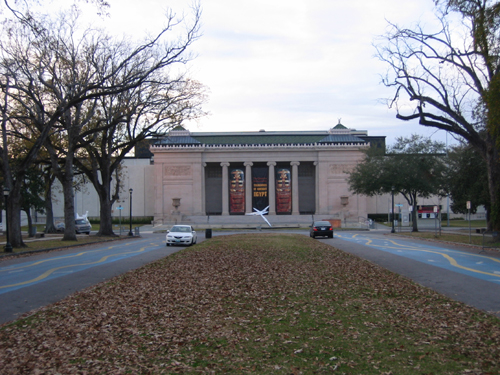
[391,186,395,233]
[128,188,133,237]
[3,188,12,253]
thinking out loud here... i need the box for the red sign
[276,168,291,213]
[229,169,245,214]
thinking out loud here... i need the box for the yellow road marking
[336,234,500,278]
[0,246,148,289]
[385,239,500,264]
[0,244,131,274]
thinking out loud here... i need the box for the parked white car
[55,219,92,234]
[166,225,197,246]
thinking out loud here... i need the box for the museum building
[145,124,386,226]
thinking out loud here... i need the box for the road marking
[0,241,146,274]
[336,234,500,279]
[0,245,151,290]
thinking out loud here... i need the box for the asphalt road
[1,230,499,325]
[0,233,182,325]
[319,231,500,318]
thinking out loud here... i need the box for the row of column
[220,161,301,216]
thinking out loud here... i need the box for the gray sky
[103,0,452,146]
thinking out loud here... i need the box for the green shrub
[88,216,153,225]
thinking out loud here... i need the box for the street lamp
[391,186,395,233]
[3,188,12,252]
[128,188,133,237]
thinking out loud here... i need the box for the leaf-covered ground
[0,233,499,374]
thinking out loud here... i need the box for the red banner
[276,168,291,213]
[229,169,245,214]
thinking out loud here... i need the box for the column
[202,163,207,215]
[267,161,276,215]
[221,162,230,216]
[291,161,300,215]
[155,160,164,223]
[244,161,253,213]
[314,161,318,215]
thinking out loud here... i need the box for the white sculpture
[245,206,272,227]
[75,211,89,221]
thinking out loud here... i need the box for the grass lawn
[397,231,500,248]
[0,233,498,374]
[444,219,487,228]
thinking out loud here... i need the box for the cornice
[150,143,370,152]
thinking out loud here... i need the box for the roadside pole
[467,201,471,244]
[395,204,403,232]
[409,205,413,231]
[434,206,438,237]
[439,207,442,236]
[118,205,123,236]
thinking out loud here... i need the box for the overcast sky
[102,0,452,146]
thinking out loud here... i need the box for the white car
[55,219,92,234]
[166,225,197,246]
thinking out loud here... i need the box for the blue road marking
[336,233,500,284]
[0,239,164,294]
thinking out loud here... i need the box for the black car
[310,221,334,238]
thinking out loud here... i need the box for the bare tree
[376,0,500,231]
[73,75,206,236]
[0,1,110,247]
[0,4,202,243]
[1,0,110,23]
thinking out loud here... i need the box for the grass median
[0,233,499,374]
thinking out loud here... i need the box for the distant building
[148,125,384,226]
[44,124,474,228]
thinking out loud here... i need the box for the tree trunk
[485,140,500,232]
[26,208,33,238]
[7,187,26,248]
[44,175,57,233]
[89,159,117,236]
[60,164,77,241]
[411,203,418,232]
[44,194,56,233]
[97,194,115,236]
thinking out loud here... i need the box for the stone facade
[36,126,480,229]
[150,127,378,226]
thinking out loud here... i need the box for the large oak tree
[0,1,203,244]
[376,0,500,231]
[348,135,447,232]
[72,76,206,236]
[446,143,490,216]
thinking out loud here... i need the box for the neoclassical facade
[41,125,465,228]
[149,126,386,226]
